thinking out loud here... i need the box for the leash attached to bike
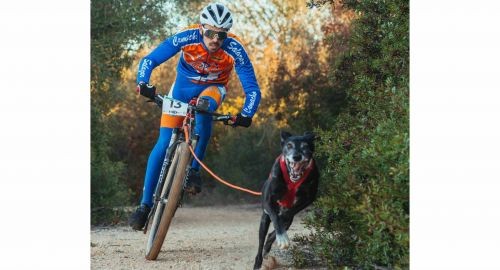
[186,134,262,196]
[152,94,262,196]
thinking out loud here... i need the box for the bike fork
[143,128,180,234]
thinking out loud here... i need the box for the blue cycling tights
[139,79,225,207]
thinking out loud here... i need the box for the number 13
[169,100,182,108]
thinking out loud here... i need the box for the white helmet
[200,3,233,30]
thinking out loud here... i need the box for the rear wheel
[144,142,191,260]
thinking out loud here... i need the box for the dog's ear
[281,131,292,145]
[303,131,316,141]
[303,131,316,152]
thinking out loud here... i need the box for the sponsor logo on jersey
[227,41,245,65]
[138,59,152,78]
[172,31,197,47]
[243,91,257,114]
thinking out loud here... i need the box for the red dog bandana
[277,155,314,208]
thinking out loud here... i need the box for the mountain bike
[143,94,235,260]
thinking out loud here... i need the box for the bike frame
[143,94,234,260]
[143,97,200,232]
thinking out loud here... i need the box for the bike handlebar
[148,94,236,125]
[147,94,164,108]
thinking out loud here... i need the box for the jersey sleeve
[225,38,261,117]
[136,28,199,84]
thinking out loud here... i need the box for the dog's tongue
[293,163,302,171]
[289,162,306,180]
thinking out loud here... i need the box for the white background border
[0,0,499,269]
[0,1,89,269]
[411,0,500,269]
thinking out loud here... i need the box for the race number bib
[162,96,188,116]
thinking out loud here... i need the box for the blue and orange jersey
[137,24,261,117]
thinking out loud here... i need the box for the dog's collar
[277,155,314,208]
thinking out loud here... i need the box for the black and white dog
[253,131,319,269]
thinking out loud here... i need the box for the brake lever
[213,115,234,126]
[224,116,237,127]
[146,97,163,108]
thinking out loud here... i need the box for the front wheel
[144,142,191,260]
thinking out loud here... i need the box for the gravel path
[91,204,314,270]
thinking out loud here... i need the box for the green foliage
[268,42,345,132]
[310,118,409,268]
[298,0,409,268]
[291,233,326,268]
[91,106,131,224]
[91,0,171,110]
[91,0,171,224]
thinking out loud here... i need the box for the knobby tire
[145,142,190,260]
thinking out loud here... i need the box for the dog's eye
[301,142,309,149]
[287,143,293,149]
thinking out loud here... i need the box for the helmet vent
[200,3,233,30]
[216,4,224,17]
[221,12,230,24]
[207,6,217,22]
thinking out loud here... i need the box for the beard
[207,41,221,52]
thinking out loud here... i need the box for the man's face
[201,24,228,53]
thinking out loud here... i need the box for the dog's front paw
[261,256,277,270]
[276,232,290,249]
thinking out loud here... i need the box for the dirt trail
[91,204,315,270]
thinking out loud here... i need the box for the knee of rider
[198,96,219,112]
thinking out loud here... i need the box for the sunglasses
[202,26,228,41]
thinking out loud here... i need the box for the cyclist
[129,3,261,230]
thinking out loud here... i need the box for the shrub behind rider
[129,3,261,230]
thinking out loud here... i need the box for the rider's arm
[136,27,199,84]
[225,37,261,118]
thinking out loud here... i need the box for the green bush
[299,0,409,268]
[91,106,131,224]
[91,0,171,224]
[307,117,409,269]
